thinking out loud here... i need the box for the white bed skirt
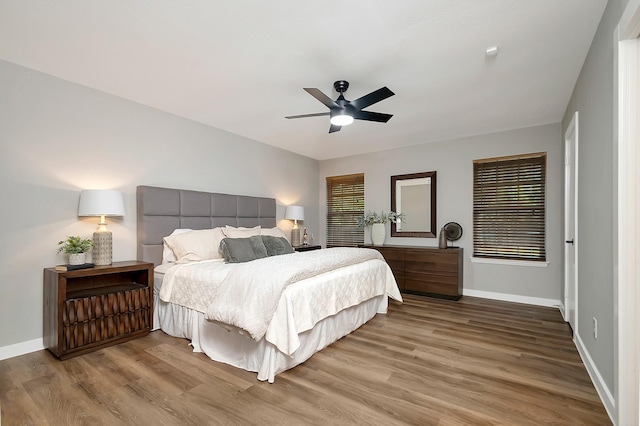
[153,294,388,383]
[154,295,389,383]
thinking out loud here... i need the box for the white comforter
[159,247,402,355]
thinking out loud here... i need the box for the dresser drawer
[405,273,459,297]
[405,250,458,274]
[405,271,458,284]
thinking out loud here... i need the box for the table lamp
[78,189,125,265]
[284,205,304,247]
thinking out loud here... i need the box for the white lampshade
[285,205,304,247]
[78,190,125,217]
[284,205,304,221]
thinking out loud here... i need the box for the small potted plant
[57,236,93,265]
[358,211,405,245]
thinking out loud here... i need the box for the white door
[616,5,640,422]
[564,112,578,332]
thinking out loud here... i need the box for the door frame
[615,0,640,424]
[563,112,578,331]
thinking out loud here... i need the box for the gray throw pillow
[248,235,268,258]
[220,236,268,263]
[261,235,294,256]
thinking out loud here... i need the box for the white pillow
[261,227,290,243]
[162,229,192,263]
[222,226,262,238]
[163,228,226,263]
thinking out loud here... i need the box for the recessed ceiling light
[486,46,499,57]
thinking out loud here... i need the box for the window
[473,152,546,261]
[326,173,364,247]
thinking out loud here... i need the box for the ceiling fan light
[330,113,354,126]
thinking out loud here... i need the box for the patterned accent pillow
[261,235,294,256]
[261,227,290,243]
[220,235,268,263]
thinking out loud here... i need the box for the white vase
[371,223,386,245]
[68,253,86,265]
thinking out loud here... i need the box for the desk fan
[443,222,463,248]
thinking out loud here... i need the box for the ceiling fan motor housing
[333,80,349,93]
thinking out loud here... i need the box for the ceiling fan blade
[353,110,393,123]
[304,88,340,109]
[329,124,342,133]
[351,87,395,110]
[285,112,330,119]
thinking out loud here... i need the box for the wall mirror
[391,171,437,238]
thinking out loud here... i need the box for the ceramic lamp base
[291,227,301,247]
[93,230,112,265]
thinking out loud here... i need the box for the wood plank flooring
[0,295,611,425]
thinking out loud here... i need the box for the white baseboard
[558,302,567,321]
[0,338,44,361]
[574,332,616,424]
[463,288,561,308]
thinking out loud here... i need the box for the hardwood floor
[0,295,611,425]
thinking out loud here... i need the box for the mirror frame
[391,171,437,238]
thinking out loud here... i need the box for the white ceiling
[0,1,607,160]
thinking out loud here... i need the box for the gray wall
[319,123,563,301]
[562,0,630,399]
[0,59,319,349]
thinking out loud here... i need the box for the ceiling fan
[285,80,395,133]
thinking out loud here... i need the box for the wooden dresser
[362,245,463,300]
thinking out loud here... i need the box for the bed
[137,185,402,382]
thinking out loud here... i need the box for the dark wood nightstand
[43,260,154,359]
[294,245,321,252]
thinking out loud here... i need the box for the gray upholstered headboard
[137,185,277,266]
